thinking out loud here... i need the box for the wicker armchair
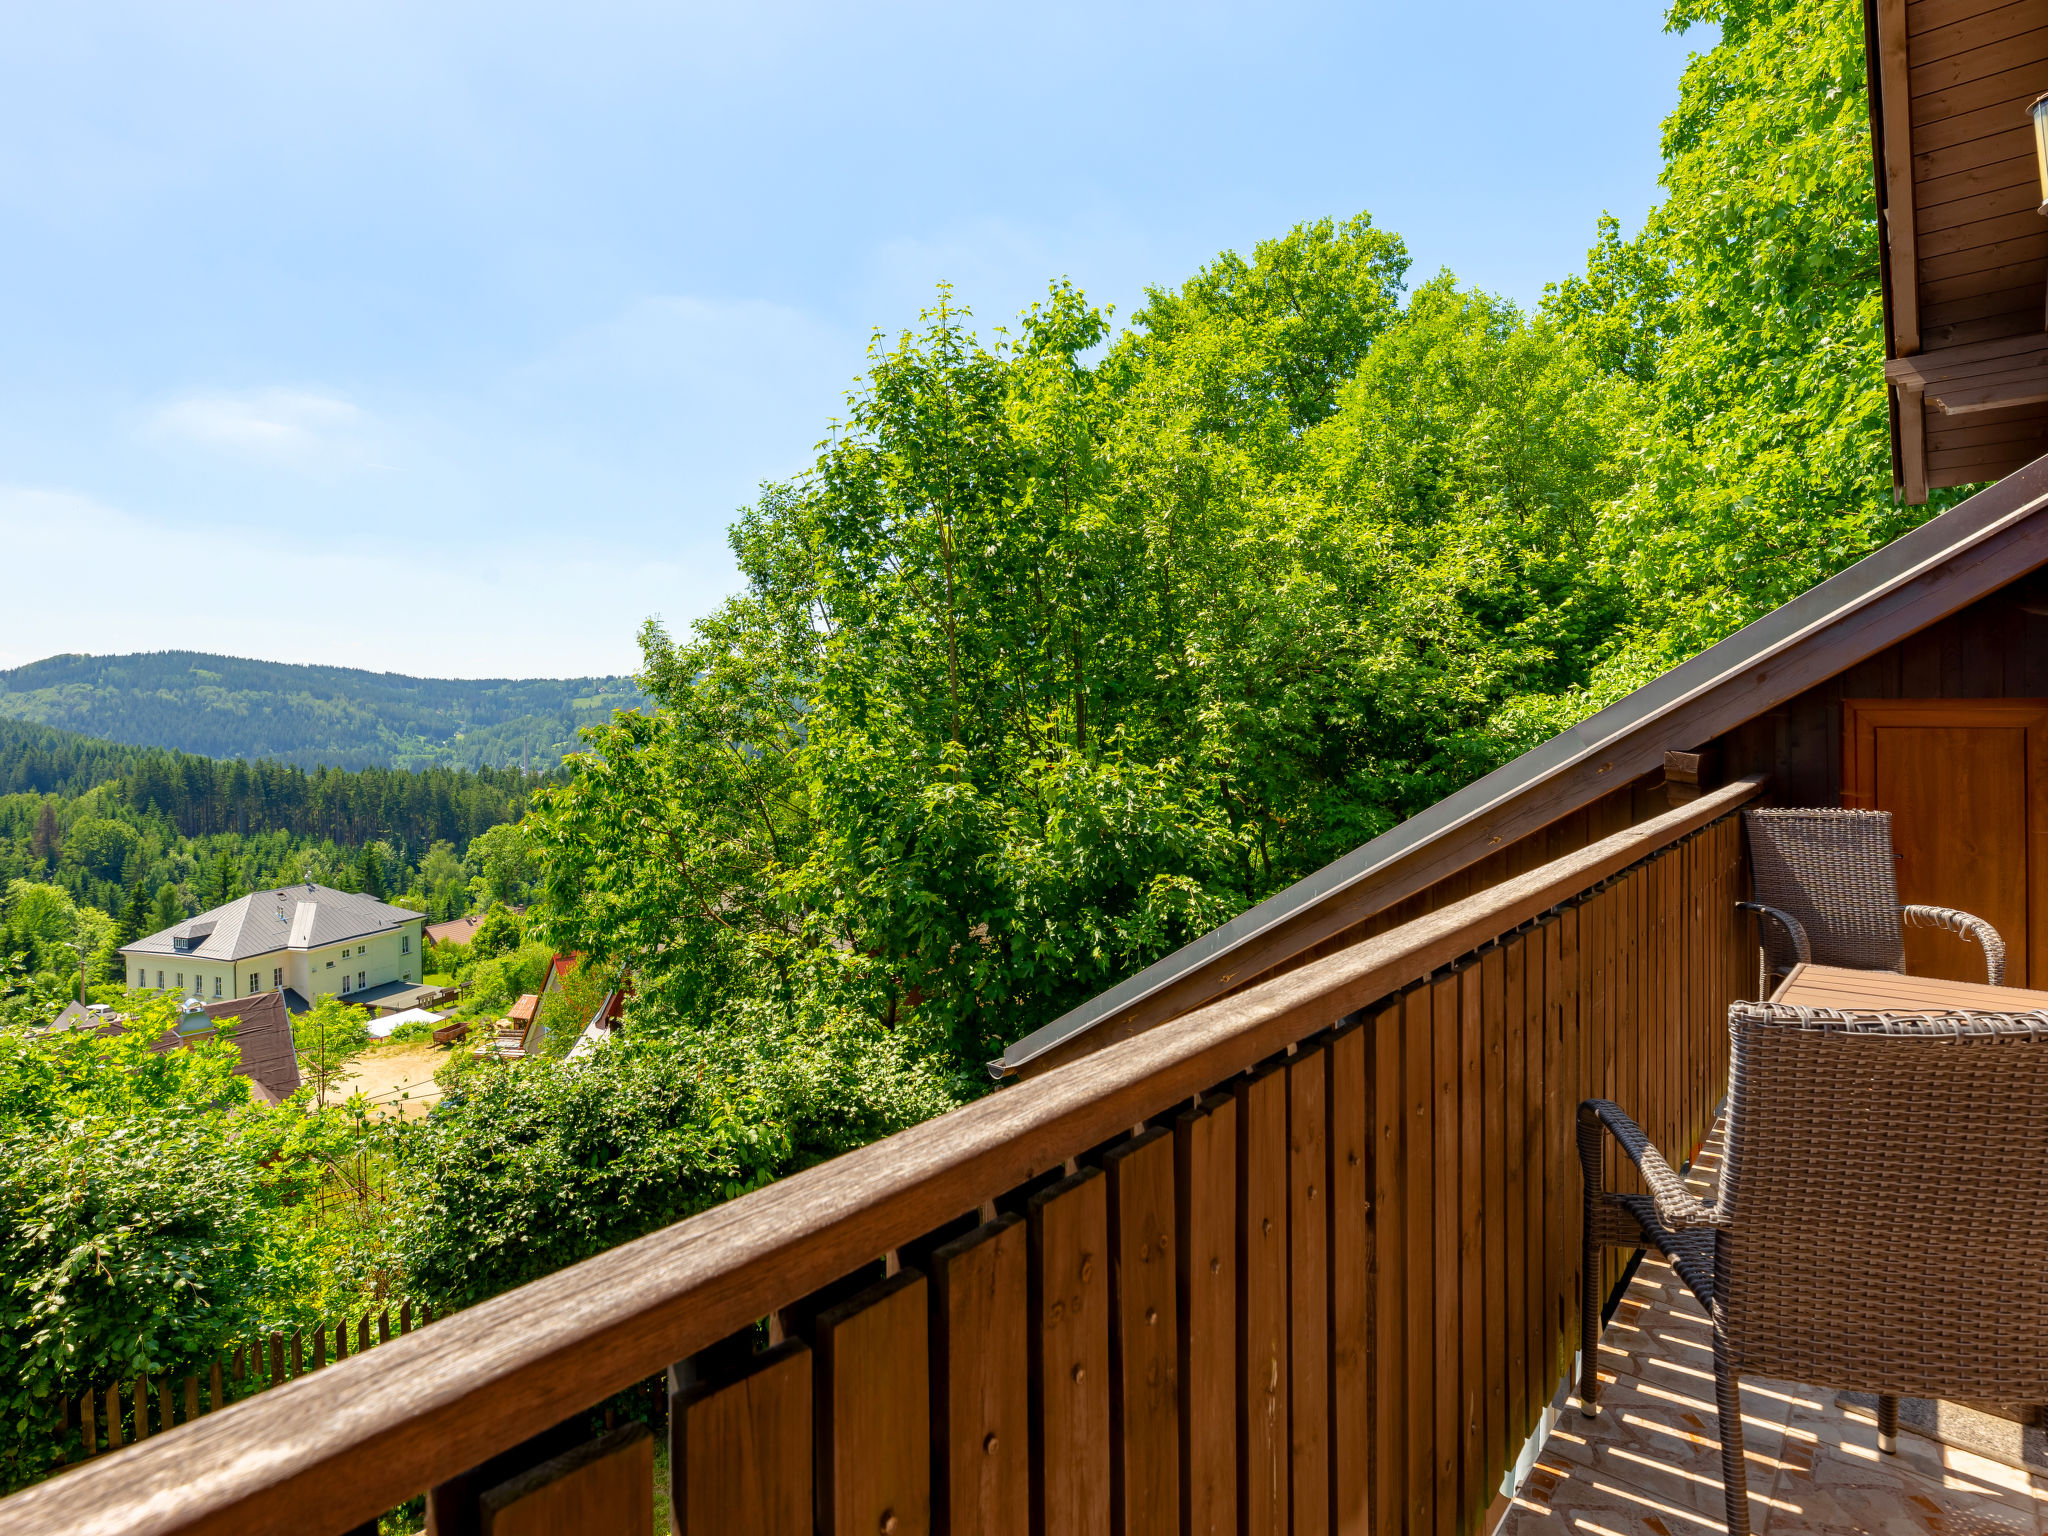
[1578,1001,2048,1536]
[1739,807,2006,986]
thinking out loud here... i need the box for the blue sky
[0,2,1705,679]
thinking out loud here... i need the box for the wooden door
[1841,699,2048,985]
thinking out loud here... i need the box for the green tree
[0,999,266,1486]
[149,883,183,934]
[466,822,533,909]
[114,884,150,949]
[293,995,372,1110]
[63,818,138,882]
[202,849,241,909]
[28,802,58,865]
[352,843,387,901]
[1545,0,1944,682]
[533,233,1634,1074]
[468,907,523,958]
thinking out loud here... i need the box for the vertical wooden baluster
[105,1384,122,1452]
[210,1358,225,1415]
[1403,986,1435,1536]
[1481,944,1509,1500]
[158,1377,174,1432]
[380,1308,392,1344]
[815,1271,931,1536]
[1430,975,1458,1536]
[1522,926,1547,1442]
[359,1314,371,1354]
[1237,1059,1288,1536]
[1327,1018,1369,1536]
[78,1388,96,1459]
[133,1378,150,1441]
[270,1332,286,1388]
[1287,1044,1329,1536]
[1458,969,1485,1531]
[314,1323,328,1371]
[1368,1001,1404,1536]
[1177,1092,1237,1536]
[335,1318,349,1362]
[930,1215,1028,1536]
[400,1299,412,1336]
[1502,937,1529,1456]
[1104,1126,1178,1536]
[291,1329,304,1378]
[672,1339,811,1536]
[1029,1167,1110,1536]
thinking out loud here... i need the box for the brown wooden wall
[1877,0,2048,492]
[1712,574,2048,806]
[667,814,1750,1536]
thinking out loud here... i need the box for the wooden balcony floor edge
[1498,1123,2048,1534]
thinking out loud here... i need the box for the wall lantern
[2031,92,2048,214]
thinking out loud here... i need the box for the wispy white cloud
[146,388,373,468]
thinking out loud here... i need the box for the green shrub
[394,1019,958,1310]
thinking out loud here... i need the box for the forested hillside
[0,714,546,985]
[0,652,644,770]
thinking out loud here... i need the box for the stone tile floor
[1499,1132,2048,1535]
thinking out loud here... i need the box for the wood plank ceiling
[1874,0,2048,501]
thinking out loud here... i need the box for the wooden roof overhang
[996,456,2048,1077]
[1871,0,2048,502]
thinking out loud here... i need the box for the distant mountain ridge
[0,651,645,770]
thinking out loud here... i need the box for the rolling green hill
[0,652,644,770]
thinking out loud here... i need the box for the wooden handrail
[0,775,1764,1536]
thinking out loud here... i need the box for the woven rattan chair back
[1742,808,1905,976]
[1717,1001,2048,1404]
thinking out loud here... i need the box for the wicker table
[1772,962,2048,1012]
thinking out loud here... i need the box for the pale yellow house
[120,883,427,1014]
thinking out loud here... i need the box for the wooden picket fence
[59,1299,435,1463]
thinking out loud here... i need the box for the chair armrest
[1902,905,2007,986]
[1737,901,1811,964]
[1576,1099,1727,1231]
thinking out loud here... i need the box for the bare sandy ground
[328,1041,449,1120]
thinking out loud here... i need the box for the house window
[214,976,223,998]
[156,971,164,989]
[248,972,259,992]
[273,967,283,988]
[403,971,411,982]
[402,935,411,954]
[358,971,366,990]
[341,974,351,994]
[325,959,334,969]
[175,973,184,990]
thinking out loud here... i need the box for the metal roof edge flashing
[994,463,2048,1077]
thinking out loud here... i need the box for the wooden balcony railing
[1,776,1764,1536]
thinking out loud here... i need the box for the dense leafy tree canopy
[534,0,1923,1087]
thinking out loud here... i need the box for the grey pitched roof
[121,884,422,963]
